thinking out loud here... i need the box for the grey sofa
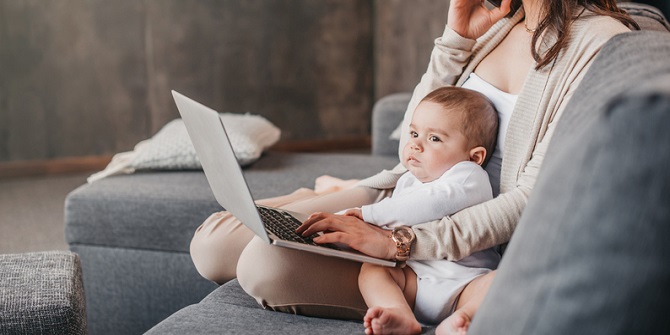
[0,251,87,334]
[65,4,670,334]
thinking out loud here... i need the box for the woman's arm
[397,0,512,159]
[410,16,632,261]
[396,28,478,161]
[361,1,511,190]
[298,212,398,260]
[299,1,515,259]
[411,161,533,261]
[359,29,482,191]
[298,8,628,264]
[362,165,492,227]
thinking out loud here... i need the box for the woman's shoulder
[556,9,633,59]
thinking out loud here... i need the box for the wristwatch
[391,226,416,262]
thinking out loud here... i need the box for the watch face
[394,228,413,243]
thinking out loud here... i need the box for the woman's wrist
[386,230,396,260]
[442,26,478,49]
[389,226,416,261]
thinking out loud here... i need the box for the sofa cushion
[65,152,399,253]
[469,32,670,334]
[145,279,366,335]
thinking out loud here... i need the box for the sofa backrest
[468,27,670,335]
[550,29,670,146]
[621,2,670,32]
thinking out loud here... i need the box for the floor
[0,173,90,254]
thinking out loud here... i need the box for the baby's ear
[469,146,487,166]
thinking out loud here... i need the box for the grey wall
[0,0,446,163]
[374,0,448,99]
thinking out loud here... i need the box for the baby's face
[402,101,472,183]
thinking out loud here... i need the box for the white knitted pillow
[132,113,280,169]
[87,113,280,183]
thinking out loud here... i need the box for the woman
[190,0,637,331]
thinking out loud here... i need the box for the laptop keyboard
[257,206,319,245]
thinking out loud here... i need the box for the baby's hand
[343,208,363,220]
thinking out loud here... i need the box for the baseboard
[0,155,114,179]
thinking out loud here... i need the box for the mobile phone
[487,0,503,7]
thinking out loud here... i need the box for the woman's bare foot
[363,306,421,335]
[314,175,359,195]
[435,309,471,335]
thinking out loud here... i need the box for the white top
[461,72,518,197]
[361,161,492,228]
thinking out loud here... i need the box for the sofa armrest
[371,92,411,156]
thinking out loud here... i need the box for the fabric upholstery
[70,245,218,335]
[145,280,365,334]
[631,1,670,21]
[66,152,399,253]
[469,31,670,334]
[0,251,87,335]
[621,2,670,32]
[372,92,410,156]
[132,113,281,168]
[148,280,436,334]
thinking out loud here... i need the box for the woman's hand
[448,0,512,39]
[297,212,396,260]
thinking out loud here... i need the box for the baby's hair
[421,86,499,167]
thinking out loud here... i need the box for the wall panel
[0,0,373,163]
[373,0,448,100]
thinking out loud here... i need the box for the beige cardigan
[358,8,630,261]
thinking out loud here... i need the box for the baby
[344,86,500,334]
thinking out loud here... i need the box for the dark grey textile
[148,280,437,334]
[469,31,670,334]
[371,92,410,156]
[629,1,670,24]
[621,2,670,32]
[145,280,364,335]
[66,171,220,253]
[0,251,87,335]
[65,152,399,253]
[71,245,218,335]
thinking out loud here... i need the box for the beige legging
[190,186,392,320]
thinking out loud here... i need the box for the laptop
[172,90,396,267]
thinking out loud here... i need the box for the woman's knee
[237,237,368,320]
[190,211,254,284]
[236,237,309,304]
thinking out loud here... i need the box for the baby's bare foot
[363,306,421,335]
[436,309,471,335]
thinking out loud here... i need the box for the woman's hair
[508,0,640,69]
[422,87,499,167]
